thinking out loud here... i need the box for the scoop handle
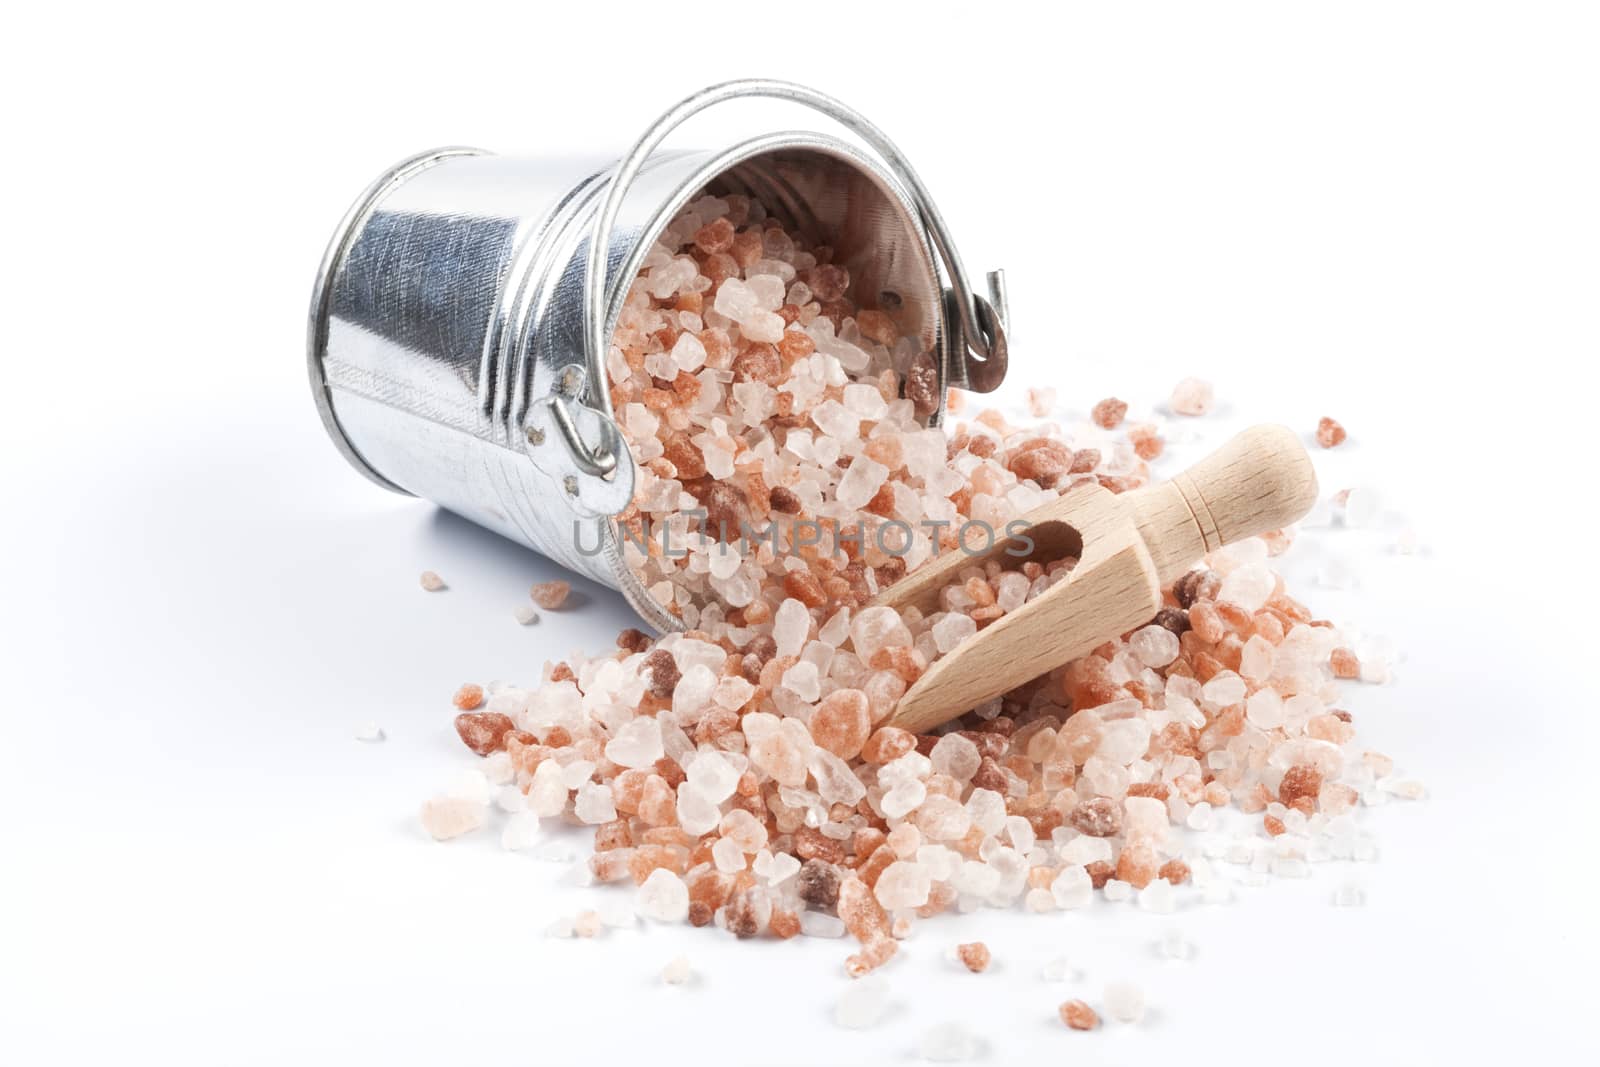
[1125,424,1319,584]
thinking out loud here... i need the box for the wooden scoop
[876,424,1318,734]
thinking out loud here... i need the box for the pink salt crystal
[419,570,446,591]
[1169,377,1214,416]
[811,689,872,759]
[529,580,571,610]
[419,795,485,840]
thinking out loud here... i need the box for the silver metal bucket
[307,80,1009,632]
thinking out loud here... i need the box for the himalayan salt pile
[603,193,949,627]
[420,195,1421,995]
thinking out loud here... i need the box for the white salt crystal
[1218,564,1274,611]
[685,749,739,802]
[672,664,717,718]
[850,605,912,661]
[1158,928,1195,960]
[842,382,888,420]
[931,612,978,654]
[875,862,932,910]
[418,795,485,840]
[1104,879,1134,902]
[881,779,928,820]
[746,273,786,310]
[1185,801,1215,831]
[500,811,540,851]
[528,759,567,816]
[660,955,694,986]
[965,788,1007,836]
[741,310,786,343]
[1128,624,1180,667]
[1040,956,1075,982]
[801,911,847,938]
[713,277,758,322]
[772,598,810,659]
[1245,688,1285,729]
[573,781,616,824]
[1050,864,1092,909]
[1104,982,1147,1024]
[834,975,891,1030]
[1123,795,1168,841]
[354,721,385,743]
[675,782,721,836]
[919,1022,979,1062]
[780,660,821,702]
[636,868,690,922]
[1138,878,1176,913]
[929,733,980,781]
[494,783,527,813]
[995,571,1029,613]
[1200,671,1247,710]
[1097,718,1153,765]
[447,768,491,806]
[604,716,664,768]
[836,455,890,511]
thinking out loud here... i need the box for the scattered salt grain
[1158,928,1195,960]
[1169,377,1214,416]
[637,869,690,922]
[660,955,694,986]
[834,975,891,1030]
[919,1021,980,1062]
[354,721,385,743]
[419,795,484,841]
[1103,982,1147,1024]
[419,570,446,591]
[514,604,539,625]
[529,580,571,609]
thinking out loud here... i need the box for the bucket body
[308,84,1008,632]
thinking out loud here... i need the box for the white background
[4,2,1597,1063]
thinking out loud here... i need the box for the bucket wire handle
[583,79,1009,410]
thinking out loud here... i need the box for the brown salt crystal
[809,263,849,301]
[862,726,916,764]
[530,580,571,610]
[1330,647,1361,679]
[662,431,707,479]
[1070,797,1122,838]
[956,942,992,973]
[1128,424,1164,461]
[454,712,515,756]
[875,557,908,589]
[769,485,801,514]
[1116,842,1158,889]
[616,628,651,654]
[971,756,1009,793]
[594,819,632,852]
[783,570,827,608]
[1091,397,1128,429]
[856,309,899,346]
[1059,1000,1099,1031]
[1069,448,1101,474]
[1263,814,1287,837]
[905,353,940,417]
[693,216,735,254]
[1316,416,1348,449]
[687,866,734,927]
[1158,859,1191,885]
[724,886,768,938]
[452,683,485,711]
[1127,782,1171,802]
[730,342,782,385]
[811,689,872,759]
[629,844,687,885]
[1279,764,1323,810]
[968,435,998,459]
[1151,607,1190,637]
[797,859,843,911]
[853,827,889,861]
[794,825,847,865]
[1189,601,1225,643]
[1172,569,1216,608]
[769,907,802,940]
[642,649,680,698]
[1085,861,1116,889]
